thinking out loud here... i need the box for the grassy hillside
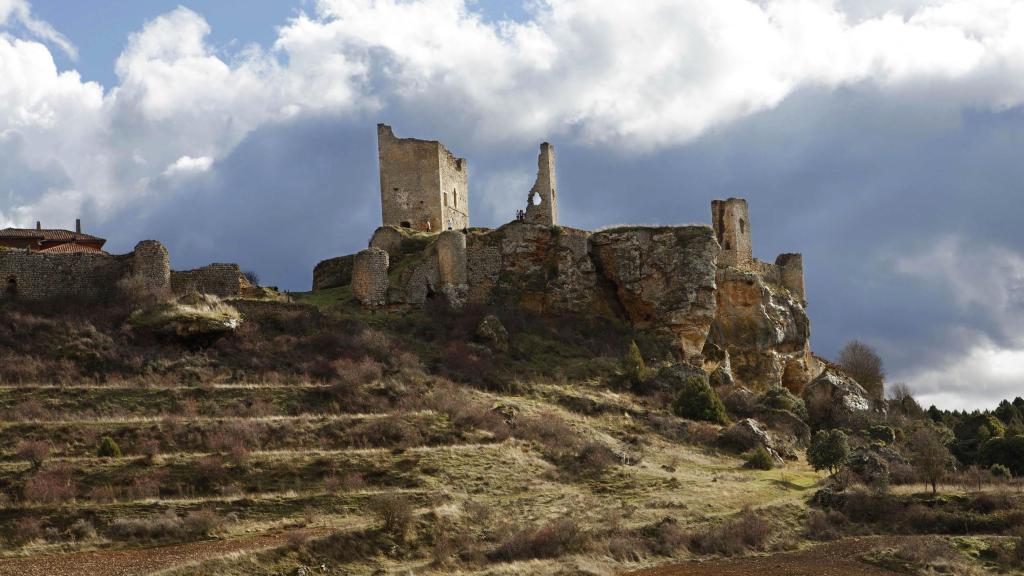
[0,295,1018,575]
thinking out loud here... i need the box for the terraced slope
[0,370,827,575]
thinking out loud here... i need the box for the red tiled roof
[0,228,105,243]
[37,243,108,255]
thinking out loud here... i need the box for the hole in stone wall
[740,218,746,235]
[529,191,542,206]
[5,277,17,299]
[400,221,411,228]
[444,192,448,206]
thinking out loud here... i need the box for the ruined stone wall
[352,248,389,307]
[0,249,130,302]
[712,198,753,268]
[312,254,355,291]
[171,264,244,298]
[524,143,558,226]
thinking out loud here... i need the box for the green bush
[757,386,809,422]
[808,429,849,474]
[672,376,729,425]
[97,436,122,458]
[744,446,776,470]
[868,425,896,445]
[991,463,1013,482]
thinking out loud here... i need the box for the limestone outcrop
[591,226,719,361]
[803,369,873,426]
[710,267,816,392]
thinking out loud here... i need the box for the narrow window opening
[5,277,16,299]
[739,218,746,235]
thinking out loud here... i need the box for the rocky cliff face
[591,226,719,360]
[710,267,817,392]
[327,219,820,392]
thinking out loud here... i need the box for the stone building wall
[352,248,389,307]
[378,124,468,232]
[171,264,244,298]
[524,143,558,226]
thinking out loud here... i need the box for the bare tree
[838,340,885,402]
[888,382,923,418]
[909,425,954,494]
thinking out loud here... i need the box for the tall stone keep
[711,198,752,268]
[377,124,469,232]
[524,143,558,226]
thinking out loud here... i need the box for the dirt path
[625,537,906,576]
[0,529,327,576]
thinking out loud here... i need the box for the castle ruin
[377,124,468,232]
[318,124,820,393]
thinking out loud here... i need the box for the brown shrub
[8,517,44,546]
[805,509,847,541]
[351,414,423,449]
[126,471,166,500]
[331,357,383,390]
[572,442,619,477]
[687,508,772,556]
[356,329,393,361]
[68,519,97,541]
[15,440,50,469]
[24,465,77,504]
[87,485,117,503]
[10,399,50,421]
[194,454,227,490]
[108,510,223,541]
[607,535,646,562]
[516,412,582,459]
[490,518,588,561]
[369,494,414,542]
[641,517,689,556]
[423,383,511,440]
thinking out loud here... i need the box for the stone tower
[524,143,558,226]
[377,124,469,232]
[711,198,752,268]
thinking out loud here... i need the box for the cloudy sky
[2,0,1023,409]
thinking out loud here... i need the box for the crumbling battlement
[378,124,468,232]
